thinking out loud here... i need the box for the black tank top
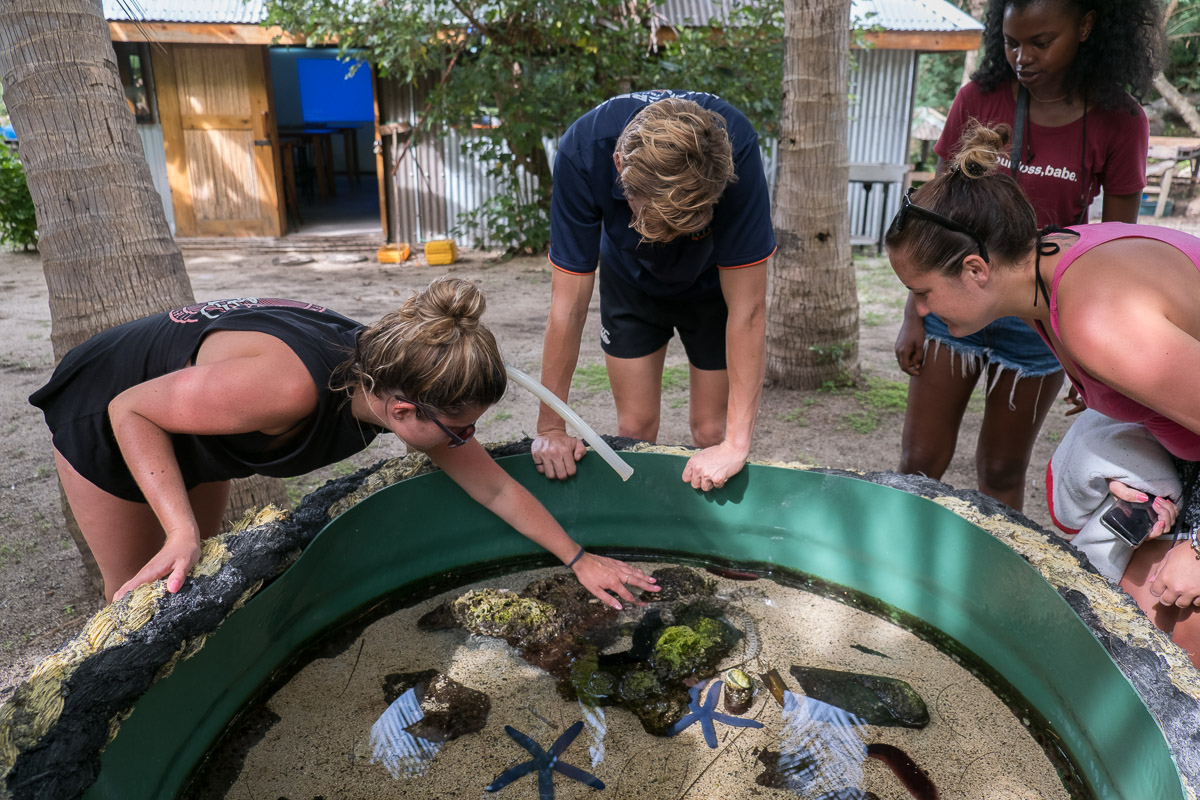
[30,298,382,502]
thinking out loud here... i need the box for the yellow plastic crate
[376,242,411,263]
[424,238,459,266]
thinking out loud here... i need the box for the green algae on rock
[452,589,560,644]
[653,618,728,679]
[435,566,747,738]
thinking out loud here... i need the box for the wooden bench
[849,162,911,254]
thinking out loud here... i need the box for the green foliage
[0,144,37,250]
[809,341,857,387]
[838,408,878,434]
[573,362,688,394]
[781,407,808,426]
[660,364,690,392]
[652,0,784,136]
[914,51,966,113]
[264,0,783,253]
[573,363,611,392]
[859,376,907,412]
[1164,0,1200,94]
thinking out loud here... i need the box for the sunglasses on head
[892,186,990,262]
[395,396,476,448]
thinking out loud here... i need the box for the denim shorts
[923,313,1063,377]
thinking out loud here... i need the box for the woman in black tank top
[32,278,657,609]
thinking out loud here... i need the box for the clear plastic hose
[505,365,634,482]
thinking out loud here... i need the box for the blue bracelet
[566,545,585,568]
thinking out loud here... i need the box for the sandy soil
[216,564,1070,800]
[0,241,1086,698]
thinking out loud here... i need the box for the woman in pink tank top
[884,123,1200,668]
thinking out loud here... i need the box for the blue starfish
[668,679,764,748]
[485,720,604,799]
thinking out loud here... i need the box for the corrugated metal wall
[379,75,540,248]
[379,49,915,248]
[137,125,176,235]
[845,48,917,242]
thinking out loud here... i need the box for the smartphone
[1099,495,1158,547]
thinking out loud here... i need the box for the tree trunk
[0,0,286,597]
[766,0,857,389]
[960,0,987,87]
[1154,73,1200,138]
[0,0,192,356]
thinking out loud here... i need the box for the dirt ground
[0,239,1098,698]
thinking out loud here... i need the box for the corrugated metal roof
[658,0,982,32]
[102,0,267,24]
[853,0,982,33]
[102,0,980,33]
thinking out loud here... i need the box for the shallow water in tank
[190,562,1082,800]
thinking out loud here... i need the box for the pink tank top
[1037,222,1200,461]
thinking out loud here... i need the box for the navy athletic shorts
[597,259,728,371]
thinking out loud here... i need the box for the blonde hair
[885,122,1037,277]
[333,276,506,415]
[615,98,736,243]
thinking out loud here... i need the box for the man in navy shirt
[533,91,776,491]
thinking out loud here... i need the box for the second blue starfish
[485,720,604,799]
[668,679,764,748]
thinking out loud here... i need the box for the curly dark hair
[972,0,1165,111]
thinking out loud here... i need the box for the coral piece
[646,566,716,602]
[453,589,560,644]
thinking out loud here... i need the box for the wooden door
[154,44,284,237]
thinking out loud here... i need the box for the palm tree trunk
[766,0,858,389]
[1153,73,1200,137]
[0,0,286,596]
[0,0,193,355]
[960,0,987,87]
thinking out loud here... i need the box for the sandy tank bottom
[201,564,1074,800]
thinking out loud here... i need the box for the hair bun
[398,276,486,345]
[952,121,1011,180]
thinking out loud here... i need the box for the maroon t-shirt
[935,80,1148,228]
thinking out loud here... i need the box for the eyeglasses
[395,396,476,448]
[893,187,990,262]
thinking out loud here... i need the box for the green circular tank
[52,452,1200,798]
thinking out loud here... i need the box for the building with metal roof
[98,0,982,246]
[103,0,268,25]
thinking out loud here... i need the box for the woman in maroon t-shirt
[893,0,1162,512]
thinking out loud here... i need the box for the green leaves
[264,0,784,253]
[0,144,37,250]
